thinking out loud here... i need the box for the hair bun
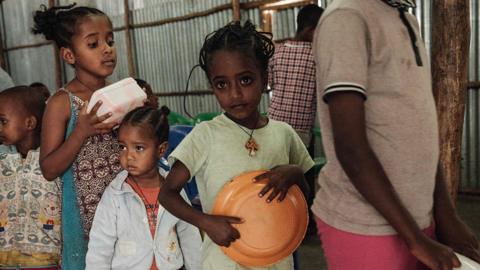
[32,3,76,41]
[159,105,170,116]
[32,5,57,40]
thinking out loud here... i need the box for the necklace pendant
[245,137,259,157]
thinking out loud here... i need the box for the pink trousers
[316,217,435,270]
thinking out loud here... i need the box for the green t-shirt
[169,113,314,270]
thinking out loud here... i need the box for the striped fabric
[323,82,366,102]
[381,0,416,10]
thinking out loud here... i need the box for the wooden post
[232,0,241,21]
[431,0,470,202]
[261,10,272,33]
[49,0,62,89]
[124,0,136,78]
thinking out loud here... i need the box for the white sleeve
[85,188,118,269]
[176,190,202,270]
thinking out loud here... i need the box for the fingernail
[108,112,113,116]
[258,193,263,197]
[266,199,271,203]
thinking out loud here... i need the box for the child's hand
[254,165,304,203]
[409,233,461,270]
[202,214,243,247]
[436,214,480,263]
[77,100,117,138]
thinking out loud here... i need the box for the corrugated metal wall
[0,0,479,191]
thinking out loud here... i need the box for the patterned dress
[0,149,61,266]
[67,92,122,236]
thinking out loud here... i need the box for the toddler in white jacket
[86,106,201,270]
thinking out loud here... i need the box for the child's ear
[157,141,168,158]
[25,116,37,131]
[60,47,76,65]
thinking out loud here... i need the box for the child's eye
[240,77,253,85]
[88,41,98,49]
[107,39,115,47]
[135,146,145,151]
[0,119,6,125]
[214,81,227,90]
[119,145,126,151]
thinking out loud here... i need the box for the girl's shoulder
[45,90,71,117]
[265,118,296,133]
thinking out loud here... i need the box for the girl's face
[208,50,265,123]
[0,98,30,146]
[118,124,166,179]
[68,15,116,79]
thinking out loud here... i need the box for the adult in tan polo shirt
[312,0,480,269]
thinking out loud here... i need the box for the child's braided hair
[199,20,275,78]
[32,3,110,48]
[120,106,170,143]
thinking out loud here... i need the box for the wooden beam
[260,0,315,11]
[114,4,232,31]
[467,81,480,89]
[123,0,136,77]
[232,0,241,21]
[431,0,470,201]
[240,0,277,10]
[48,0,62,89]
[261,10,272,33]
[3,41,52,51]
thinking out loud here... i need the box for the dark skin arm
[254,165,310,203]
[328,92,460,270]
[433,165,480,262]
[159,161,243,247]
[40,92,116,180]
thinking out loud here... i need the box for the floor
[296,194,480,269]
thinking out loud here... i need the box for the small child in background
[135,78,159,109]
[0,86,60,269]
[30,82,51,102]
[159,21,314,270]
[86,106,201,270]
[33,4,121,269]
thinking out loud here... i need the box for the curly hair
[199,20,275,78]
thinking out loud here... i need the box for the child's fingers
[79,101,89,113]
[222,215,244,224]
[451,253,461,268]
[258,182,274,198]
[266,188,281,203]
[253,171,271,182]
[94,122,117,133]
[88,100,102,115]
[96,112,113,123]
[277,190,288,202]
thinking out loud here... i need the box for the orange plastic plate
[212,170,308,267]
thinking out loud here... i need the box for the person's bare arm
[328,92,459,270]
[433,165,480,262]
[40,92,115,180]
[159,161,242,247]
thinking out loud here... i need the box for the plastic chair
[193,112,221,124]
[160,124,201,211]
[168,111,195,126]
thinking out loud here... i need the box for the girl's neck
[15,134,40,158]
[129,169,163,189]
[225,111,267,130]
[75,75,106,92]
